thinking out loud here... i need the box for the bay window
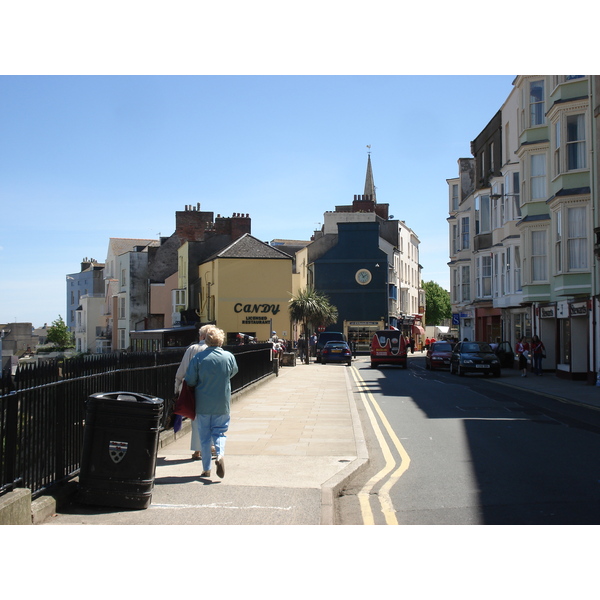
[477,256,492,298]
[475,195,491,234]
[514,246,522,292]
[530,153,546,200]
[566,114,586,170]
[461,265,471,302]
[555,210,562,273]
[531,230,548,282]
[461,216,470,250]
[567,206,587,270]
[530,80,545,127]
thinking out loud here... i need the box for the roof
[205,233,293,261]
[109,237,160,257]
[270,239,311,246]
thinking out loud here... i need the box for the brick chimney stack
[175,203,215,242]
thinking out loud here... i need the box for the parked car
[450,341,501,377]
[316,332,346,362]
[493,341,514,368]
[370,329,408,369]
[321,340,352,366]
[425,340,454,370]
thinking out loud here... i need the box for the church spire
[364,150,376,202]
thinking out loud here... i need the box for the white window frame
[477,255,492,298]
[514,246,522,292]
[566,114,586,171]
[566,205,588,271]
[451,184,459,211]
[475,195,491,234]
[530,153,547,201]
[461,265,471,302]
[555,209,562,274]
[461,216,470,250]
[531,229,548,282]
[529,79,545,127]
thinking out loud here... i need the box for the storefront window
[559,318,571,365]
[346,321,383,352]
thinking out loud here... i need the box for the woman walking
[174,324,210,460]
[185,326,238,479]
[531,335,545,376]
[516,336,530,377]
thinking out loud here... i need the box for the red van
[370,330,408,369]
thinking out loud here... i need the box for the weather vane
[366,144,371,154]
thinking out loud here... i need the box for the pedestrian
[516,336,530,377]
[531,335,545,376]
[185,326,238,479]
[174,324,210,460]
[351,338,357,358]
[297,334,306,361]
[409,337,415,354]
[309,333,317,358]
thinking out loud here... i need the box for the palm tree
[289,288,338,364]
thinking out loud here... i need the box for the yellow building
[196,234,294,344]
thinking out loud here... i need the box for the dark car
[316,332,346,362]
[450,341,501,377]
[321,340,352,366]
[425,341,454,370]
[493,341,514,368]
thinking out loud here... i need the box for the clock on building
[355,268,372,285]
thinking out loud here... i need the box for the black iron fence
[0,344,274,499]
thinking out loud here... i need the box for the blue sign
[452,313,460,325]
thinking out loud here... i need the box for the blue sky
[1,74,518,327]
[0,3,589,330]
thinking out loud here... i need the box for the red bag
[174,381,196,420]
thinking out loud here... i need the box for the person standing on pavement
[185,326,238,479]
[531,335,545,376]
[309,333,317,358]
[174,324,210,460]
[516,336,530,377]
[297,334,306,362]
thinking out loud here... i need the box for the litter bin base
[78,480,154,510]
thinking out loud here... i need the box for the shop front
[475,306,502,344]
[345,320,384,353]
[536,303,557,372]
[555,299,590,380]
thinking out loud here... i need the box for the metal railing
[0,343,274,499]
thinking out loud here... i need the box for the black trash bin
[78,391,164,510]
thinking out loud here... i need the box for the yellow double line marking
[350,366,411,525]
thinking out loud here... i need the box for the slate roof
[109,237,160,257]
[205,233,293,261]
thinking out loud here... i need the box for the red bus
[370,330,408,369]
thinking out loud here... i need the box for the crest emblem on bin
[109,440,128,463]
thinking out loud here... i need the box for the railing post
[5,391,19,490]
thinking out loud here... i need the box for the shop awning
[412,325,425,335]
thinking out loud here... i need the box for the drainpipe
[590,77,598,382]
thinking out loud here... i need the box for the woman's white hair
[204,326,225,347]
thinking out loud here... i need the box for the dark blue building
[314,221,389,334]
[304,155,411,351]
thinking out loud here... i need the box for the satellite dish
[389,215,395,219]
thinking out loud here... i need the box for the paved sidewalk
[412,349,600,410]
[41,361,368,525]
[488,361,600,411]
